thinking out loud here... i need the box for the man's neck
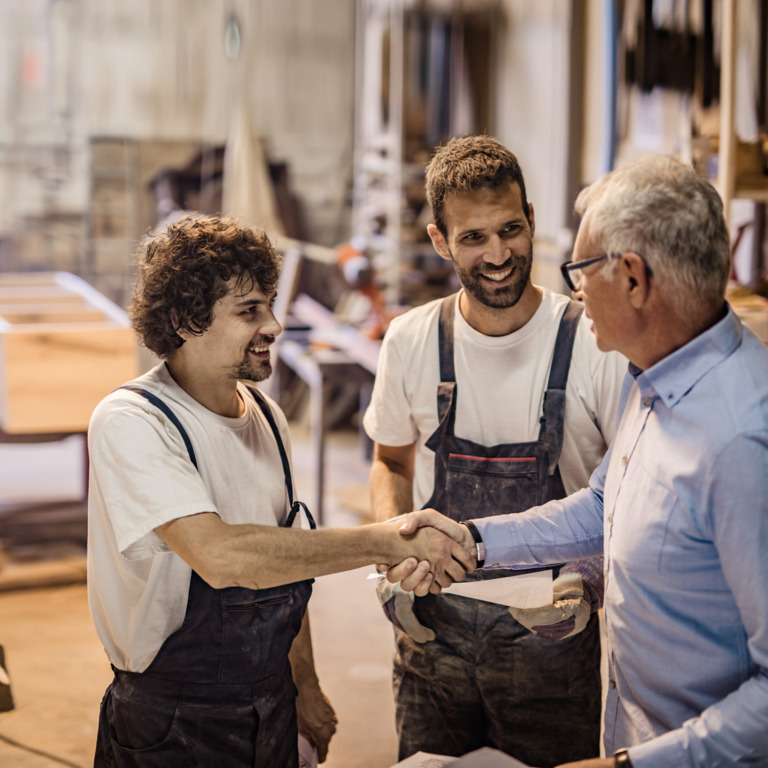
[629,300,727,371]
[458,283,543,337]
[165,357,244,418]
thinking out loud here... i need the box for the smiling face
[211,279,282,383]
[178,276,282,388]
[428,183,538,330]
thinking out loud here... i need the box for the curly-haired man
[87,214,474,767]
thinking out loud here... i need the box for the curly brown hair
[129,214,282,358]
[425,135,530,236]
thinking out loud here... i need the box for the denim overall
[95,387,313,768]
[393,296,601,767]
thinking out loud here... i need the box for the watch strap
[460,520,485,568]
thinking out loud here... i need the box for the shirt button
[609,679,617,688]
[492,563,501,568]
[643,396,652,407]
[621,455,628,465]
[607,514,613,524]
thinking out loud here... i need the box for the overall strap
[437,293,458,383]
[538,300,584,474]
[120,385,198,469]
[244,386,316,530]
[434,293,459,426]
[546,299,584,391]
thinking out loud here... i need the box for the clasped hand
[379,510,475,596]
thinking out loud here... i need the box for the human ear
[427,223,452,262]
[623,252,651,308]
[170,310,192,341]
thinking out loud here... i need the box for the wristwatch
[459,520,485,568]
[614,749,633,767]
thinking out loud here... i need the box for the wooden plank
[0,327,137,433]
[0,309,107,325]
[0,271,138,434]
[0,274,60,287]
[0,556,87,592]
[0,288,84,303]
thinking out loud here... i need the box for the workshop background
[0,1,766,766]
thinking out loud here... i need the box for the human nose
[483,236,509,266]
[264,308,282,338]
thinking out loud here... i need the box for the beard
[452,247,533,309]
[229,336,274,382]
[231,357,272,382]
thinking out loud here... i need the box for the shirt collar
[628,303,741,409]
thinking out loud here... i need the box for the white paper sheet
[390,752,455,768]
[390,748,530,767]
[442,571,553,608]
[451,747,530,767]
[369,570,553,609]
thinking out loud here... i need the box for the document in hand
[441,570,553,608]
[368,570,553,609]
[391,747,530,767]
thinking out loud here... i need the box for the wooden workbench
[0,272,138,556]
[0,271,137,434]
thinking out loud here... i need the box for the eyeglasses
[560,253,620,292]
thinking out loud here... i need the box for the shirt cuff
[471,516,516,568]
[460,520,485,568]
[624,732,688,768]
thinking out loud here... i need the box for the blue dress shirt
[473,306,768,767]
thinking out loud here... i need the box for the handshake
[374,509,604,645]
[375,509,478,597]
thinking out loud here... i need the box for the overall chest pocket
[218,582,308,684]
[444,453,542,520]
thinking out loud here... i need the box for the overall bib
[95,387,313,768]
[393,295,601,766]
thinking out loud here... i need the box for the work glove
[376,578,435,643]
[508,556,604,640]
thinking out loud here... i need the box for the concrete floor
[0,421,400,768]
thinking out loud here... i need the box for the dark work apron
[393,295,601,766]
[423,294,581,576]
[95,386,314,768]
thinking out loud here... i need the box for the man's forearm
[158,513,472,592]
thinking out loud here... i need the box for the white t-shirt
[87,363,294,672]
[363,288,627,508]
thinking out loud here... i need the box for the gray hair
[574,155,731,309]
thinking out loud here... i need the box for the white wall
[0,0,356,245]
